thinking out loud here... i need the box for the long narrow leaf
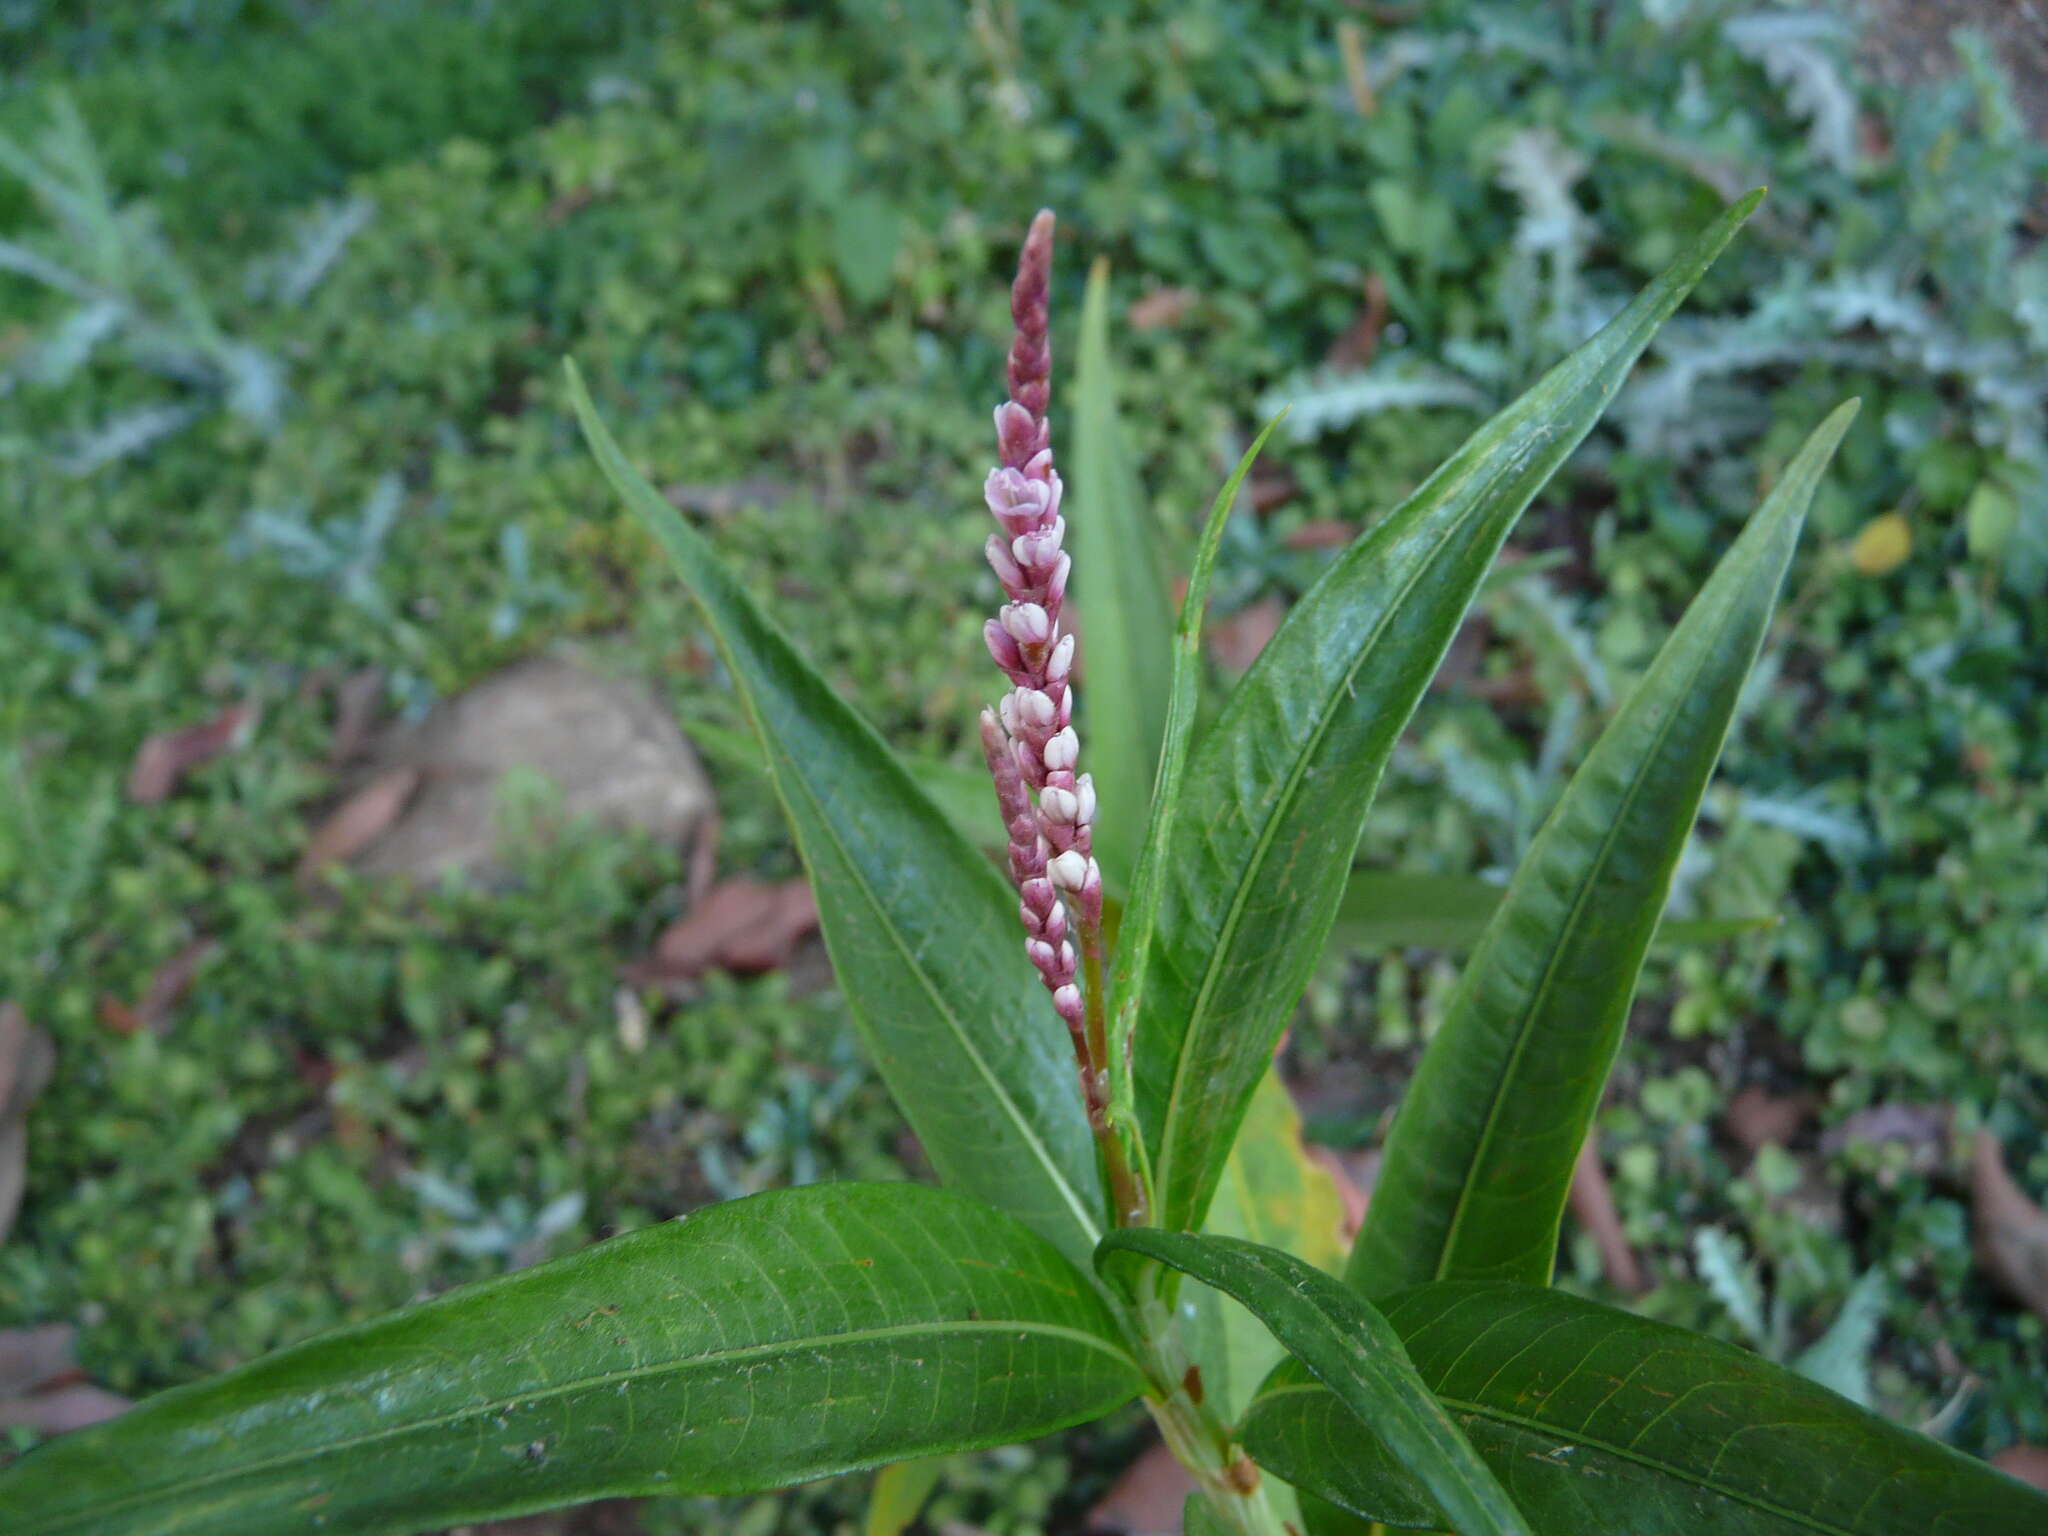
[570,365,1105,1262]
[1349,401,1857,1297]
[1071,256,1177,885]
[0,1184,1141,1535]
[1097,1230,1531,1536]
[1243,1283,2048,1535]
[1135,193,1765,1232]
[1109,418,1282,1145]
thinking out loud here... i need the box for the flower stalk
[979,209,1146,1227]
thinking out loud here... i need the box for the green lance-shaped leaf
[1349,400,1857,1298]
[1097,1230,1531,1536]
[569,365,1105,1263]
[1108,417,1282,1155]
[1134,192,1765,1233]
[1243,1283,2048,1536]
[1070,255,1178,887]
[0,1183,1142,1536]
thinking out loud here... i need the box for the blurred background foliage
[1,1,2043,1528]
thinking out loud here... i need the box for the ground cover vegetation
[1,2,2042,1530]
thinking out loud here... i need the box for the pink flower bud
[1043,726,1079,771]
[985,532,1026,590]
[985,619,1023,674]
[995,401,1040,468]
[1001,603,1052,647]
[1015,688,1056,728]
[1044,551,1072,606]
[1052,984,1083,1025]
[1045,633,1075,685]
[1013,518,1065,571]
[1047,848,1088,890]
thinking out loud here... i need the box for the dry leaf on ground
[1570,1137,1649,1295]
[1085,1438,1195,1535]
[97,936,219,1037]
[1725,1084,1819,1154]
[297,766,422,885]
[626,878,819,986]
[126,701,258,803]
[0,1324,128,1437]
[1973,1130,2048,1325]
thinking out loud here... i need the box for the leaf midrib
[1427,569,1744,1280]
[1153,440,1525,1214]
[764,736,1105,1254]
[1253,1379,1851,1536]
[39,1318,1135,1530]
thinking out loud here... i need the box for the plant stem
[1079,917,1149,1227]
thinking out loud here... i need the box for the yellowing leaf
[1848,511,1911,575]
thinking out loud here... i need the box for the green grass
[2,0,2043,1520]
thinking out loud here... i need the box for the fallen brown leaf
[1992,1445,2048,1492]
[1570,1136,1648,1295]
[1085,1437,1196,1534]
[1725,1084,1819,1155]
[1280,519,1357,551]
[1247,463,1299,515]
[627,878,819,985]
[296,767,422,885]
[1207,596,1286,673]
[1974,1130,2048,1325]
[0,1323,129,1436]
[97,936,218,1037]
[126,701,258,804]
[1126,286,1198,330]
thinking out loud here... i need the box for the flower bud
[1043,726,1079,772]
[1044,550,1071,606]
[995,402,1040,467]
[985,532,1026,590]
[1044,633,1076,685]
[1001,602,1052,647]
[1012,518,1065,571]
[1052,984,1083,1025]
[1075,773,1097,826]
[984,619,1023,674]
[1039,785,1079,824]
[1047,848,1088,890]
[1015,688,1056,728]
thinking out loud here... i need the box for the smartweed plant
[5,199,2042,1536]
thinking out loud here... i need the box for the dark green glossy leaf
[1348,401,1856,1297]
[0,1183,1141,1536]
[570,365,1105,1262]
[1071,255,1176,886]
[1134,193,1764,1233]
[1327,870,1779,957]
[1097,1230,1530,1536]
[1244,1283,2048,1536]
[1108,418,1281,1157]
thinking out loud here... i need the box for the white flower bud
[1015,688,1057,728]
[1012,517,1065,570]
[1045,633,1076,684]
[1043,726,1079,771]
[1039,785,1079,824]
[1052,983,1083,1021]
[1001,603,1052,646]
[1047,848,1088,890]
[998,691,1021,736]
[1075,774,1097,826]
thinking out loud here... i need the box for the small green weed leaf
[1071,255,1178,886]
[1244,1283,2048,1535]
[1135,193,1764,1232]
[1097,1230,1530,1536]
[0,1183,1140,1535]
[1349,400,1856,1296]
[570,364,1105,1262]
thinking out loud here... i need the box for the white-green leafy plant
[5,196,2041,1536]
